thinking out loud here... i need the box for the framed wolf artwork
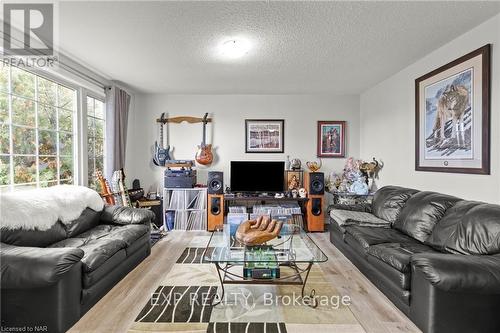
[317,121,346,157]
[415,44,490,174]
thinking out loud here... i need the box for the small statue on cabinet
[299,188,307,198]
[288,175,300,190]
[349,172,369,195]
[290,158,302,171]
[306,158,322,172]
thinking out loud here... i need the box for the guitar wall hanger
[156,116,213,124]
[154,113,214,167]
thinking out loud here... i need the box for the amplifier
[164,169,196,188]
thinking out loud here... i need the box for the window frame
[84,93,106,189]
[0,64,106,190]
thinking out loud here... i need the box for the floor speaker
[208,171,224,195]
[305,172,324,195]
[305,195,324,232]
[304,172,324,231]
[207,194,224,231]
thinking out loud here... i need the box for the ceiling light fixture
[219,38,251,59]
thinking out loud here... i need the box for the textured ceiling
[59,1,500,94]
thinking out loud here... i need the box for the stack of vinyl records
[228,206,247,213]
[226,213,249,235]
[166,190,207,231]
[253,203,301,217]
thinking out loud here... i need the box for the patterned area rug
[129,236,365,333]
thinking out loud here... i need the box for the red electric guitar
[195,113,213,165]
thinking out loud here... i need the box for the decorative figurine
[349,172,369,195]
[288,175,300,190]
[291,189,299,198]
[329,156,384,194]
[236,217,283,246]
[306,158,322,172]
[290,158,302,170]
[359,157,383,191]
[299,188,307,198]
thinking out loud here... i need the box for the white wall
[360,14,500,203]
[125,94,359,192]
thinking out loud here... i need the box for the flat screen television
[230,161,285,193]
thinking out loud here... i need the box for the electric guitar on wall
[195,113,213,165]
[153,113,171,166]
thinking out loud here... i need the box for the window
[87,96,105,190]
[0,64,76,190]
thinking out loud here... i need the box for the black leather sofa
[329,186,500,333]
[1,205,155,333]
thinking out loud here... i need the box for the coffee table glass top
[204,224,328,264]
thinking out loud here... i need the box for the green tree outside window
[0,64,76,190]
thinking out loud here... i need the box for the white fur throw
[0,185,104,231]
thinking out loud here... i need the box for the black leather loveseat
[329,186,500,333]
[1,205,154,333]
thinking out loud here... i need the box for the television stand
[224,195,308,203]
[223,195,309,230]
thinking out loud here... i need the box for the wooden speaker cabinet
[304,172,325,232]
[207,194,224,231]
[305,196,324,232]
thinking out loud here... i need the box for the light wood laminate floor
[68,231,422,333]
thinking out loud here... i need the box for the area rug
[128,235,365,333]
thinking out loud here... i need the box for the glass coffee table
[204,224,328,307]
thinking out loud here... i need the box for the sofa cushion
[371,186,419,224]
[366,254,412,290]
[82,249,126,288]
[1,221,67,247]
[425,201,480,251]
[78,238,127,273]
[393,191,461,242]
[330,210,391,228]
[0,243,84,289]
[443,203,500,255]
[101,205,155,225]
[64,208,102,238]
[49,236,126,273]
[124,232,150,256]
[48,237,87,248]
[367,242,438,273]
[106,224,149,247]
[74,224,113,240]
[344,225,415,251]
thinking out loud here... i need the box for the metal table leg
[211,262,226,306]
[300,262,317,308]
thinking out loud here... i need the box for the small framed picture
[245,119,285,153]
[317,121,346,158]
[415,44,490,174]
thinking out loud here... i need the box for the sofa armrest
[101,205,155,226]
[0,243,84,289]
[412,253,500,294]
[328,203,372,213]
